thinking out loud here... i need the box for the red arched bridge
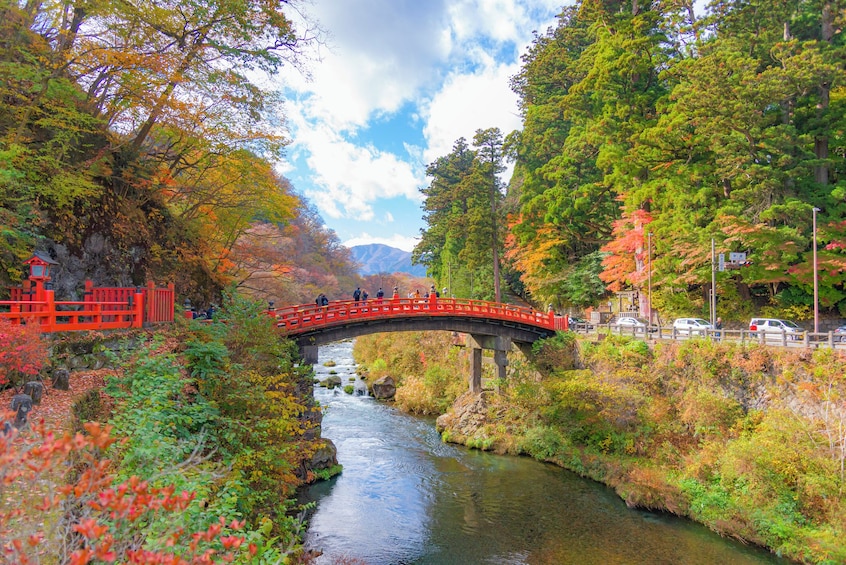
[271,296,569,393]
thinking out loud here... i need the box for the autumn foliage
[0,319,48,387]
[0,420,251,564]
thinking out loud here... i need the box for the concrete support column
[470,346,482,394]
[494,336,511,392]
[300,345,319,365]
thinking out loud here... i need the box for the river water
[298,340,790,565]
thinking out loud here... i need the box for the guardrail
[568,323,846,349]
[272,298,568,334]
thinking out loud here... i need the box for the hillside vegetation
[2,294,336,562]
[0,1,363,306]
[355,331,846,564]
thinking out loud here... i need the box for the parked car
[673,318,714,336]
[834,324,846,342]
[611,316,656,332]
[749,318,804,341]
[567,315,592,330]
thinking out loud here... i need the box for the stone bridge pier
[466,335,533,394]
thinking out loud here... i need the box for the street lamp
[813,207,820,334]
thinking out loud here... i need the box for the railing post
[146,280,155,323]
[84,280,94,304]
[132,290,144,328]
[167,283,175,322]
[43,288,55,332]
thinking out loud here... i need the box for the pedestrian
[315,293,323,307]
[353,287,361,304]
[392,286,399,299]
[715,317,723,339]
[321,294,329,307]
[362,290,369,301]
[414,289,421,299]
[376,287,384,300]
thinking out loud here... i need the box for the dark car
[835,325,846,342]
[567,315,592,330]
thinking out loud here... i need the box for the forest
[415,0,846,322]
[0,0,369,308]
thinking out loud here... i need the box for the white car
[673,318,714,336]
[749,318,804,341]
[611,316,655,332]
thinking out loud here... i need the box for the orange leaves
[599,209,653,292]
[1,421,249,564]
[73,517,109,539]
[0,318,49,387]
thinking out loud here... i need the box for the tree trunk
[815,1,833,186]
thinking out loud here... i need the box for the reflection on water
[300,341,789,565]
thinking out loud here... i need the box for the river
[298,340,790,565]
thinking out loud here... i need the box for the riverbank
[353,331,846,564]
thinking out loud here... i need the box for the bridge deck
[272,297,568,335]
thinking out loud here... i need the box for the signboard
[729,252,747,263]
[718,253,725,272]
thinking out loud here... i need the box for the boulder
[370,376,396,400]
[320,375,342,389]
[23,381,44,404]
[11,394,33,429]
[436,390,492,440]
[310,439,338,470]
[52,367,70,391]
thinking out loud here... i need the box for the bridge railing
[272,297,568,333]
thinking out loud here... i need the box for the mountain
[349,244,427,277]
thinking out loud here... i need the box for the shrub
[520,425,566,460]
[0,319,49,388]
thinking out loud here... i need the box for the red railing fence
[1,280,174,333]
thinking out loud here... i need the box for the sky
[277,0,566,252]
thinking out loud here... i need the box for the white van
[749,318,804,341]
[673,318,713,336]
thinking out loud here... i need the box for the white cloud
[286,1,451,132]
[421,62,523,164]
[343,233,420,253]
[294,119,423,221]
[277,0,563,240]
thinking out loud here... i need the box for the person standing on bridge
[376,287,384,302]
[362,289,369,302]
[392,286,399,299]
[353,287,361,305]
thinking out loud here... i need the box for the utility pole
[710,238,717,326]
[813,207,820,333]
